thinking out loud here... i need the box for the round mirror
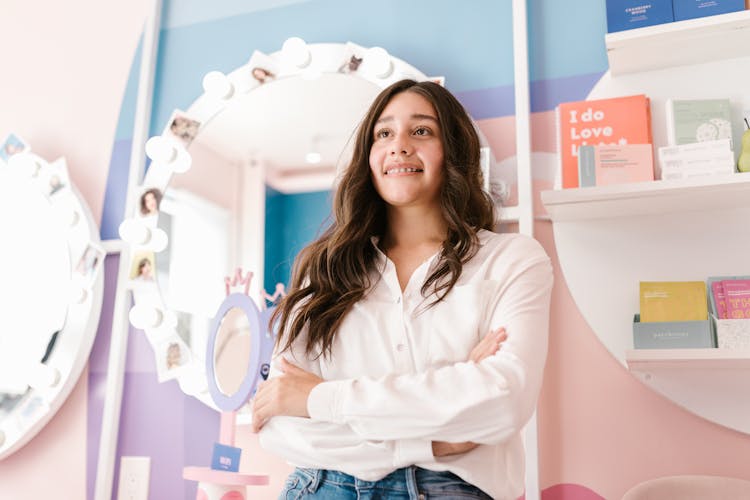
[0,147,104,459]
[122,40,502,409]
[213,307,252,397]
[205,292,271,412]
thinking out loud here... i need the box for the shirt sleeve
[257,321,435,469]
[306,243,553,445]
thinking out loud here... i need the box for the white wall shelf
[626,348,750,371]
[544,27,750,434]
[626,347,750,433]
[606,9,750,75]
[541,172,750,222]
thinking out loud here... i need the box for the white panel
[546,52,750,434]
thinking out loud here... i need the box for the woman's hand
[432,326,507,457]
[251,358,323,433]
[468,327,507,363]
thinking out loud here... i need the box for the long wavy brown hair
[272,79,495,357]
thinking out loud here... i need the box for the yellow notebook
[640,281,708,323]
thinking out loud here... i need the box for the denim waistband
[292,466,491,499]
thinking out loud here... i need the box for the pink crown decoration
[223,267,286,309]
[224,267,253,297]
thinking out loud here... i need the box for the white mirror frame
[118,40,458,408]
[0,151,105,459]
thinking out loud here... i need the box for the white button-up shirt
[259,229,553,499]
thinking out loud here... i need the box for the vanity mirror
[0,147,105,459]
[119,39,504,410]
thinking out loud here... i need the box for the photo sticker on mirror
[155,336,190,382]
[428,76,446,87]
[138,187,163,222]
[247,50,278,86]
[45,157,70,198]
[0,133,29,164]
[163,110,201,148]
[129,251,157,289]
[338,50,363,74]
[74,243,105,289]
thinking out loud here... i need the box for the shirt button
[396,343,406,352]
[396,296,401,304]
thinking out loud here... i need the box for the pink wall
[0,367,88,498]
[0,0,148,497]
[483,113,750,499]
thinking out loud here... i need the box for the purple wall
[87,255,219,500]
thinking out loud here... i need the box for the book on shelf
[707,276,750,319]
[557,94,652,189]
[577,144,654,187]
[723,280,750,319]
[672,0,745,22]
[717,279,750,319]
[605,0,674,33]
[710,280,728,319]
[665,98,734,150]
[639,281,708,323]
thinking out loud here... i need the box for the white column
[512,1,541,499]
[239,158,266,304]
[95,1,162,499]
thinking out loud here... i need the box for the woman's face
[140,260,152,278]
[368,91,445,211]
[144,192,158,213]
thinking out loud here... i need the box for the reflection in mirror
[122,40,503,410]
[213,307,252,397]
[0,147,104,459]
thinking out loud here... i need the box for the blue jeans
[278,466,492,499]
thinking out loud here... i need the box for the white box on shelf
[715,318,750,350]
[657,139,735,179]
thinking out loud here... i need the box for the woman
[252,79,553,499]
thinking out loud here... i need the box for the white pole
[240,158,267,304]
[513,0,534,238]
[94,1,162,499]
[511,1,541,500]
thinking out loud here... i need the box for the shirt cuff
[307,380,346,423]
[394,439,434,467]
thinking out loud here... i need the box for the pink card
[722,279,750,320]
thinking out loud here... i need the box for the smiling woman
[118,40,506,413]
[253,79,553,500]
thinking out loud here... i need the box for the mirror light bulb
[69,276,89,304]
[128,304,164,330]
[7,152,42,177]
[170,149,192,174]
[52,197,80,228]
[145,136,177,164]
[118,219,149,245]
[365,47,393,79]
[149,227,168,253]
[178,365,208,397]
[27,363,60,389]
[282,37,311,68]
[202,71,234,100]
[160,310,178,330]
